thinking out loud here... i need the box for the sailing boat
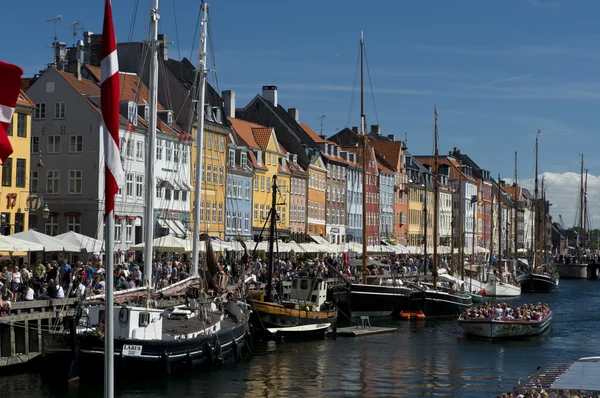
[73,2,251,377]
[246,175,337,339]
[402,107,472,318]
[328,33,416,319]
[517,131,559,291]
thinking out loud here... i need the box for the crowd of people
[462,302,551,321]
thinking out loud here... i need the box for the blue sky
[4,0,599,225]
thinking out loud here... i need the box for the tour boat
[458,311,552,339]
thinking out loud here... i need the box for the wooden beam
[24,320,29,355]
[9,323,15,357]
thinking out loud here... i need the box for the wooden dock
[334,325,397,337]
[0,298,79,369]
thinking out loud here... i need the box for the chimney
[288,108,299,122]
[336,146,340,157]
[75,59,82,80]
[352,126,359,133]
[222,90,235,118]
[158,33,168,61]
[262,85,278,107]
[387,134,394,141]
[370,125,381,135]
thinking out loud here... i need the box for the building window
[47,136,61,153]
[114,220,122,242]
[67,170,82,194]
[181,191,187,202]
[245,213,250,232]
[260,176,265,191]
[69,135,83,153]
[14,213,24,233]
[199,201,204,221]
[125,218,133,242]
[45,214,58,236]
[240,152,247,169]
[219,167,224,185]
[165,142,172,162]
[34,103,46,119]
[182,147,188,164]
[212,167,217,185]
[254,175,258,191]
[54,101,65,119]
[31,137,39,154]
[156,186,162,198]
[165,188,171,200]
[207,133,212,150]
[212,202,217,222]
[16,158,26,188]
[136,141,144,160]
[207,165,212,184]
[219,136,225,152]
[1,158,12,187]
[156,139,163,160]
[30,170,38,192]
[136,175,143,198]
[260,204,265,221]
[174,189,180,201]
[246,182,251,200]
[66,214,81,233]
[126,139,134,158]
[226,211,231,230]
[17,113,26,138]
[218,202,223,222]
[126,173,134,197]
[228,149,235,166]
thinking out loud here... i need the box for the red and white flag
[0,61,23,164]
[101,0,124,216]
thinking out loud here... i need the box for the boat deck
[162,312,223,335]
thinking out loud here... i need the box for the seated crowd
[463,302,551,321]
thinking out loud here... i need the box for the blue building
[225,141,253,241]
[341,149,362,245]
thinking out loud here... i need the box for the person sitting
[22,283,34,301]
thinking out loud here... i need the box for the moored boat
[517,271,559,292]
[458,302,552,339]
[266,323,331,339]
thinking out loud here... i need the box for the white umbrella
[0,235,44,252]
[55,231,103,253]
[11,230,81,252]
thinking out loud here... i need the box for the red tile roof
[56,67,100,96]
[16,89,34,108]
[252,127,272,150]
[300,123,327,143]
[372,141,403,169]
[229,117,272,150]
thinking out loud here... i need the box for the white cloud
[517,172,599,229]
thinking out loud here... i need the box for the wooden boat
[458,311,552,339]
[517,271,559,292]
[266,323,331,339]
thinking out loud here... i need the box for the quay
[0,298,78,369]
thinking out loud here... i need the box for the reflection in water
[0,280,597,397]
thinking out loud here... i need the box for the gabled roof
[252,127,272,150]
[371,141,403,169]
[55,66,100,96]
[377,158,394,173]
[300,123,327,143]
[228,117,262,149]
[16,89,35,108]
[310,154,326,170]
[247,150,267,171]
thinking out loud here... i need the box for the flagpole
[104,207,115,398]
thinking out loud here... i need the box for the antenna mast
[67,21,83,46]
[47,15,63,67]
[318,115,326,135]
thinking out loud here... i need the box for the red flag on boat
[0,61,23,164]
[101,0,124,216]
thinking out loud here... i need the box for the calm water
[3,279,600,397]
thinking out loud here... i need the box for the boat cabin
[290,277,330,308]
[84,305,164,340]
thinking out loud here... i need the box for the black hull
[518,273,558,292]
[76,320,249,378]
[348,283,412,318]
[407,290,472,319]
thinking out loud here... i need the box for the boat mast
[191,2,208,276]
[360,32,368,285]
[579,154,584,250]
[541,176,546,262]
[143,0,160,287]
[265,176,278,302]
[584,168,588,248]
[489,186,494,265]
[497,173,502,263]
[458,161,464,281]
[432,106,439,289]
[513,151,518,260]
[534,133,539,269]
[423,171,428,277]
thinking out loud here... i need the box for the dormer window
[293,154,297,163]
[282,156,287,171]
[144,105,149,121]
[257,150,263,165]
[240,152,248,169]
[128,102,138,126]
[167,111,173,126]
[228,149,235,166]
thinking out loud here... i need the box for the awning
[157,219,169,229]
[181,181,194,191]
[156,178,175,189]
[309,234,330,245]
[164,219,186,237]
[172,220,187,236]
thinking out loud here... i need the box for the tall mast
[497,174,502,262]
[579,154,584,238]
[265,176,278,302]
[191,2,208,276]
[513,151,518,259]
[143,1,160,287]
[432,106,439,289]
[360,32,368,284]
[458,161,464,281]
[423,170,428,277]
[584,168,588,245]
[534,133,539,269]
[489,185,494,264]
[541,176,546,261]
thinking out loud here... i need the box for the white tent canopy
[55,231,104,253]
[11,230,81,252]
[0,235,44,252]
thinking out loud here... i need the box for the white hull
[458,313,552,338]
[483,281,521,297]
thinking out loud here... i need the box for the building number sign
[26,194,43,212]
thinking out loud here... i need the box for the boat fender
[231,337,239,362]
[162,352,172,375]
[214,336,223,364]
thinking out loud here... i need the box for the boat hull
[458,312,553,339]
[483,282,521,297]
[348,284,413,318]
[248,300,337,331]
[76,318,249,377]
[406,289,472,319]
[517,273,558,292]
[266,323,331,339]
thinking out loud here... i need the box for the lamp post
[42,203,50,220]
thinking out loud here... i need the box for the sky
[4,0,599,227]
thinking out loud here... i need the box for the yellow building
[0,90,34,234]
[190,120,229,239]
[228,117,290,240]
[407,183,424,247]
[307,154,326,236]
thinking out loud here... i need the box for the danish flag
[0,61,22,165]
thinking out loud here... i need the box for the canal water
[2,279,599,397]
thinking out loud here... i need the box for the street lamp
[42,203,50,220]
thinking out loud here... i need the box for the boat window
[300,280,308,290]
